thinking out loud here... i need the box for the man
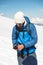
[12,11,38,65]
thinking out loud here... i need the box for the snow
[36,26,43,65]
[0,16,43,65]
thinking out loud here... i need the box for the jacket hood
[24,16,30,24]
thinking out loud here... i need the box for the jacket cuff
[23,44,25,48]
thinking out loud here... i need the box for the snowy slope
[0,16,43,65]
[36,25,43,65]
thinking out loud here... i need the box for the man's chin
[18,27,22,30]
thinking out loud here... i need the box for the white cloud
[30,17,43,24]
[40,9,43,12]
[0,13,4,16]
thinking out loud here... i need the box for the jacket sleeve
[23,23,38,48]
[12,26,17,45]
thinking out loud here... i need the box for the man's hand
[17,44,24,51]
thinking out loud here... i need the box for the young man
[12,11,38,65]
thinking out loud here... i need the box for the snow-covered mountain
[0,16,43,65]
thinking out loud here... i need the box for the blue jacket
[12,16,38,55]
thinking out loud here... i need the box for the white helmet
[14,11,25,24]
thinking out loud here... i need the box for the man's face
[16,22,24,30]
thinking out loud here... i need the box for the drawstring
[23,31,24,38]
[23,30,24,38]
